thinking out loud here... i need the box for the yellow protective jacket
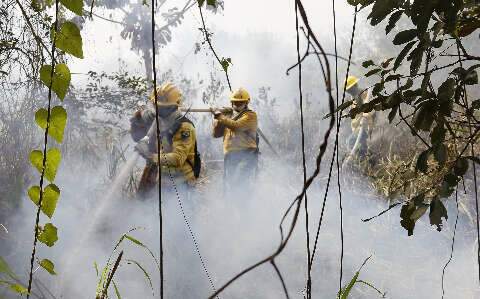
[213,109,258,154]
[150,121,196,186]
[351,91,375,135]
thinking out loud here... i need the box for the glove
[135,138,151,160]
[213,110,223,119]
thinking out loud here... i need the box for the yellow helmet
[345,75,359,91]
[230,87,250,103]
[149,82,182,106]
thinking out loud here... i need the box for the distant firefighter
[212,87,259,193]
[130,82,200,197]
[344,75,375,163]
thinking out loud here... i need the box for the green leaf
[28,184,60,218]
[413,101,435,131]
[388,106,398,123]
[220,57,231,72]
[206,0,216,6]
[35,106,68,143]
[416,149,430,173]
[393,41,416,71]
[465,70,478,85]
[381,57,395,68]
[39,259,56,275]
[362,60,375,68]
[429,199,448,232]
[400,202,416,236]
[9,284,28,295]
[0,257,15,279]
[439,180,455,198]
[438,78,456,102]
[393,29,417,45]
[54,21,84,59]
[29,148,62,182]
[197,0,205,6]
[386,10,403,34]
[38,223,58,247]
[59,0,83,16]
[430,124,446,145]
[39,64,71,100]
[126,259,154,296]
[433,143,447,166]
[408,44,424,76]
[453,158,469,176]
[112,280,122,299]
[338,271,359,299]
[410,205,428,221]
[368,0,396,26]
[365,68,381,77]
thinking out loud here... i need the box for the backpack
[164,116,201,178]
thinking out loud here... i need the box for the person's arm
[212,119,225,138]
[151,122,195,167]
[130,109,154,142]
[217,111,257,131]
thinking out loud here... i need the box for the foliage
[94,229,156,299]
[348,0,480,235]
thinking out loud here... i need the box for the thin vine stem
[26,0,59,296]
[294,3,311,298]
[150,0,164,297]
[197,2,232,92]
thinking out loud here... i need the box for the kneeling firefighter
[212,87,259,193]
[130,82,200,197]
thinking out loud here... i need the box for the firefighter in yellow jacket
[212,87,258,192]
[345,75,375,162]
[130,82,198,197]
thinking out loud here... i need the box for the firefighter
[344,75,375,162]
[212,87,259,193]
[130,82,199,197]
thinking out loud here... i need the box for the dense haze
[1,0,480,298]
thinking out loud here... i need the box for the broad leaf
[393,41,416,71]
[433,143,447,166]
[386,10,403,34]
[38,223,58,247]
[429,199,448,232]
[9,284,28,295]
[39,64,71,100]
[29,148,62,182]
[393,29,417,45]
[39,259,57,275]
[28,184,60,218]
[59,0,83,16]
[35,106,68,143]
[416,149,430,173]
[453,158,469,176]
[362,60,375,68]
[55,21,84,59]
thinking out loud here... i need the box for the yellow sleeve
[218,111,257,131]
[153,123,195,167]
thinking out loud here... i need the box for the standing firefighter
[212,87,259,193]
[130,82,199,197]
[344,75,375,163]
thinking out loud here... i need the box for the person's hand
[213,109,223,119]
[135,138,151,160]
